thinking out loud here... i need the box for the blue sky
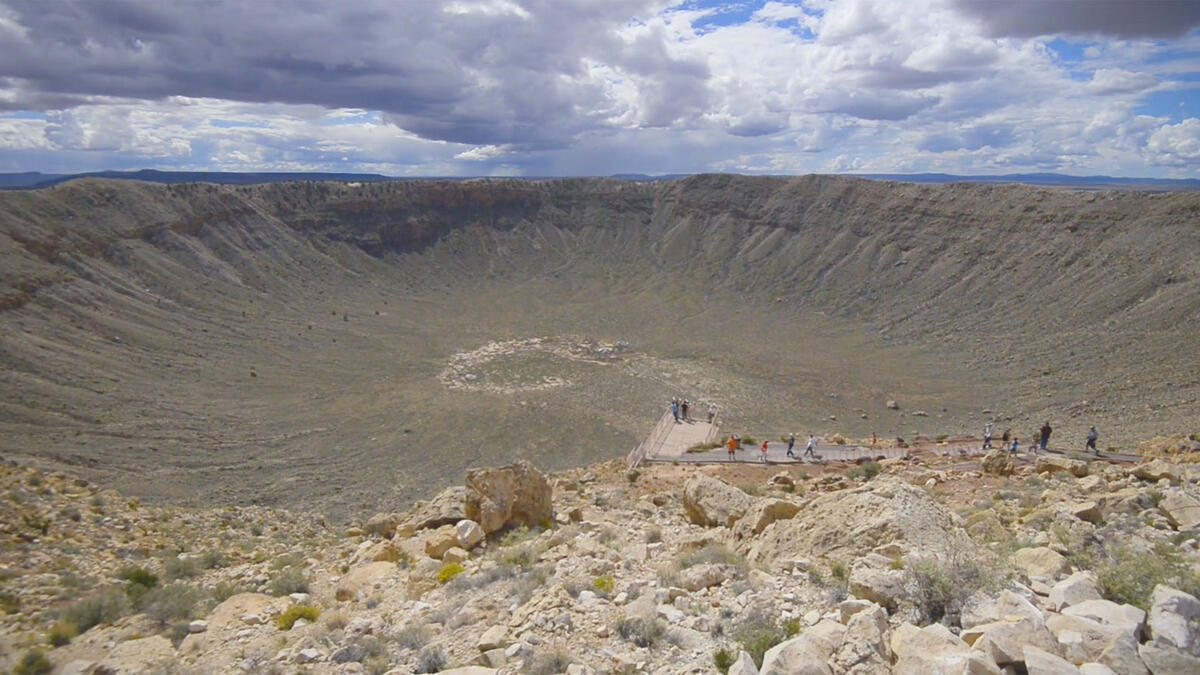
[0,0,1197,177]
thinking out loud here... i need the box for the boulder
[982,450,1015,476]
[1037,456,1088,477]
[477,625,508,652]
[1067,501,1103,524]
[746,476,972,566]
[683,472,755,528]
[1047,614,1121,664]
[179,593,284,657]
[95,636,176,674]
[833,604,891,673]
[363,512,399,538]
[1049,571,1103,612]
[1158,490,1200,531]
[1023,645,1081,674]
[1012,547,1071,580]
[335,561,397,602]
[403,485,468,531]
[890,622,1002,675]
[456,519,485,550]
[679,563,729,592]
[442,546,469,564]
[1132,460,1181,483]
[1138,642,1200,674]
[847,554,906,609]
[1077,665,1117,675]
[1147,584,1200,651]
[760,620,845,675]
[1062,599,1146,641]
[423,526,460,559]
[731,498,801,541]
[464,461,552,534]
[961,590,1059,667]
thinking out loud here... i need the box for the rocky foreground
[2,439,1200,674]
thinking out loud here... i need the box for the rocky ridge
[1,444,1199,674]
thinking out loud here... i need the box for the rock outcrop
[464,460,553,534]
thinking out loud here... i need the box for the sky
[0,0,1198,178]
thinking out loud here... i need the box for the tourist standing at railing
[707,404,717,423]
[681,399,690,421]
[671,398,680,423]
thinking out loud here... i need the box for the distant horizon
[1,1,1197,179]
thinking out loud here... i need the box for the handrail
[626,410,675,469]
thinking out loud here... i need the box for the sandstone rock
[1096,631,1149,675]
[464,460,552,534]
[1067,501,1103,524]
[728,650,760,675]
[456,519,485,549]
[1038,456,1088,477]
[760,633,835,675]
[982,450,1014,476]
[838,598,876,623]
[848,554,906,608]
[1133,460,1180,483]
[179,593,282,657]
[187,619,207,633]
[403,485,469,531]
[833,604,890,673]
[424,526,460,559]
[1050,571,1103,612]
[769,471,794,487]
[1077,665,1117,675]
[59,662,96,675]
[890,622,1003,675]
[1158,490,1200,531]
[966,510,1011,543]
[679,563,729,592]
[747,476,971,566]
[295,647,321,663]
[1013,546,1071,580]
[1047,614,1119,664]
[1023,645,1081,674]
[437,668,498,675]
[732,498,801,541]
[335,561,397,602]
[1146,584,1200,654]
[1062,599,1146,641]
[442,546,469,564]
[962,615,1059,668]
[94,636,177,674]
[364,512,399,538]
[1138,642,1200,673]
[683,472,754,528]
[478,648,507,668]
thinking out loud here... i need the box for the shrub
[734,612,786,668]
[936,434,949,443]
[678,543,745,571]
[1,589,20,614]
[199,549,226,569]
[415,646,446,673]
[593,574,615,596]
[395,624,430,650]
[277,605,320,630]
[13,650,51,675]
[783,617,802,637]
[845,461,881,480]
[829,561,848,581]
[268,566,309,596]
[644,525,663,543]
[212,581,252,603]
[525,647,572,674]
[141,582,203,625]
[905,553,1006,626]
[1096,543,1200,611]
[713,647,735,674]
[118,565,159,589]
[831,434,847,445]
[436,563,464,584]
[64,586,129,633]
[47,619,78,646]
[615,616,666,647]
[163,553,201,581]
[501,545,538,570]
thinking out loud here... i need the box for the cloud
[952,0,1200,39]
[1086,69,1157,95]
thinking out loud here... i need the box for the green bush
[415,646,446,673]
[905,553,1005,626]
[13,649,51,675]
[118,565,159,589]
[141,582,203,625]
[162,554,201,581]
[713,647,735,674]
[47,619,78,646]
[501,545,538,570]
[437,563,464,584]
[277,605,320,630]
[845,461,881,480]
[593,574,615,595]
[734,613,787,668]
[64,586,129,633]
[0,589,20,614]
[268,566,309,596]
[615,616,666,647]
[1097,543,1200,611]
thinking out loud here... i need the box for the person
[1002,428,1011,445]
[804,434,818,458]
[1086,426,1098,454]
[983,422,995,450]
[1040,421,1052,452]
[681,400,690,421]
[727,435,737,461]
[1010,436,1019,454]
[760,440,769,463]
[671,398,680,423]
[786,433,796,458]
[707,404,717,423]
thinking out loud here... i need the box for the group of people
[670,398,718,424]
[983,421,1101,455]
[725,433,819,462]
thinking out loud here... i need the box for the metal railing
[626,411,676,469]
